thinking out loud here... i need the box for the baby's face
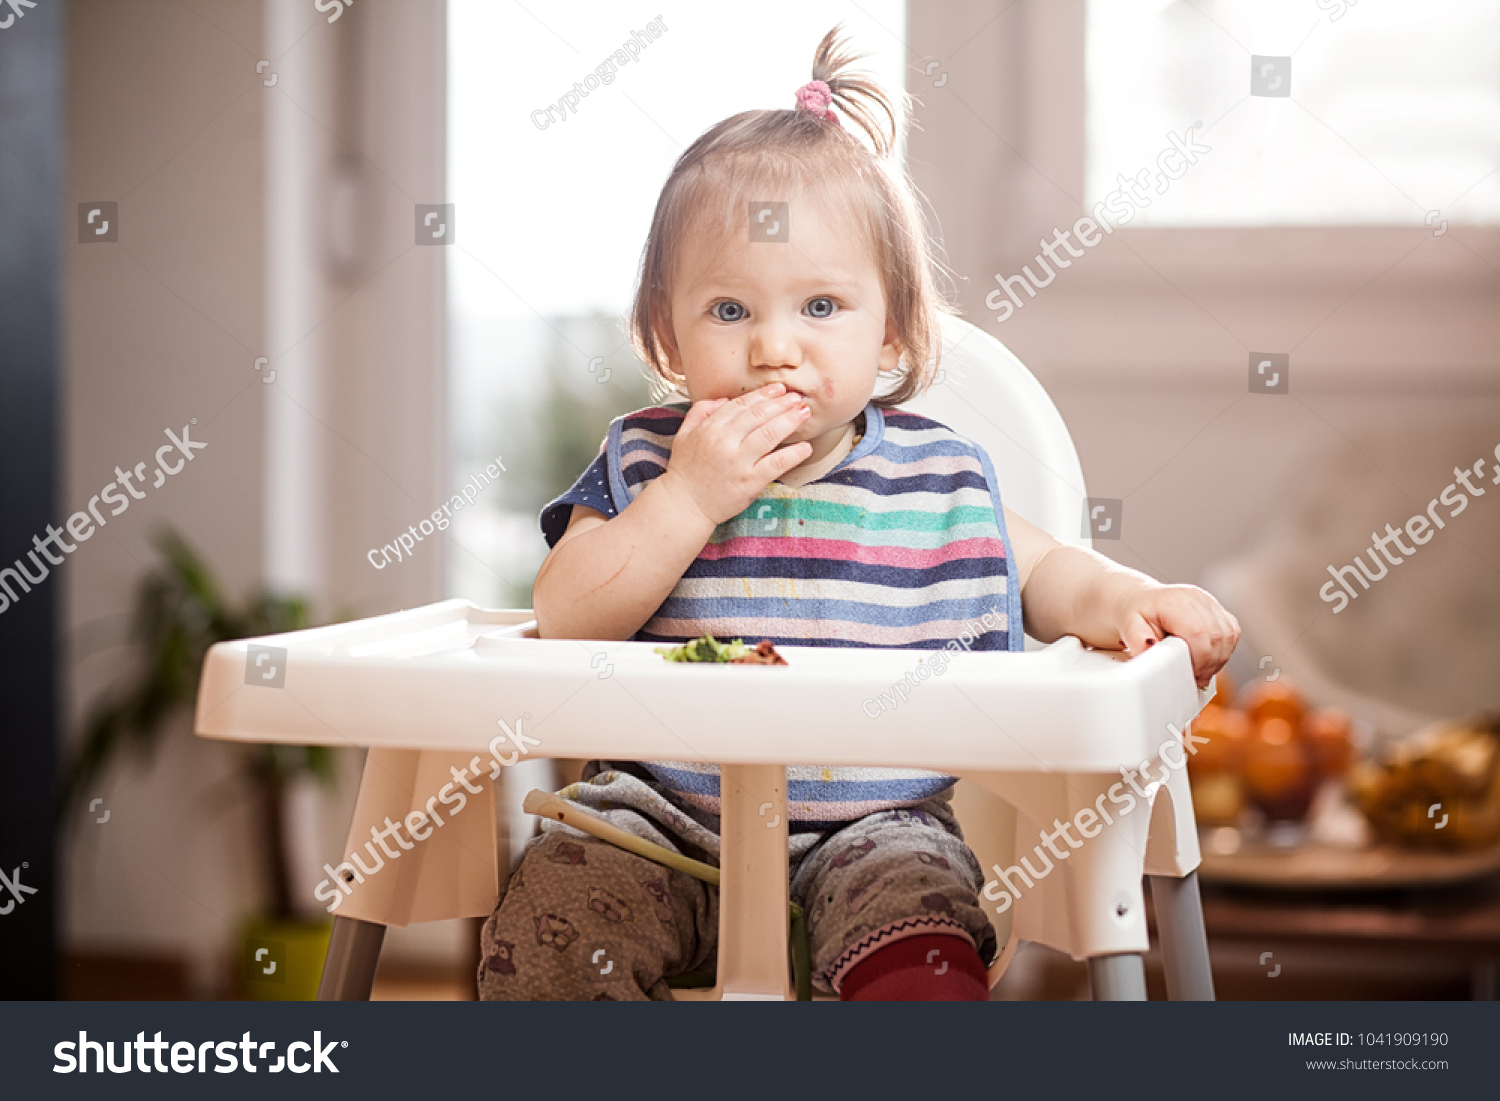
[665,187,901,461]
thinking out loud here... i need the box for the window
[1087,0,1500,225]
[445,0,907,606]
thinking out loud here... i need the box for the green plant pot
[241,915,333,1001]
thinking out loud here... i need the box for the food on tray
[1349,715,1500,852]
[654,635,788,665]
[730,640,789,665]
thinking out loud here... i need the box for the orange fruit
[1304,707,1355,777]
[1210,670,1236,710]
[1243,717,1315,821]
[1243,680,1305,732]
[1186,705,1249,777]
[1258,716,1295,747]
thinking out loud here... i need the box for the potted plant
[61,528,342,999]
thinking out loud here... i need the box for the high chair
[194,315,1217,1002]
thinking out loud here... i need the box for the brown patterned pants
[476,765,995,1000]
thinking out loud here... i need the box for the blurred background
[0,0,1496,1001]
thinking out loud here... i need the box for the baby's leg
[478,828,715,1001]
[794,798,995,999]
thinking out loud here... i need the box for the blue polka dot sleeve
[539,451,617,548]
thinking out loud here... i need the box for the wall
[63,0,448,994]
[906,0,1500,728]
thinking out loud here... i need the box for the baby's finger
[1189,599,1237,667]
[741,398,812,457]
[682,397,728,429]
[1205,606,1240,676]
[726,383,787,410]
[702,386,788,436]
[1118,613,1159,657]
[1186,620,1232,687]
[755,438,814,482]
[722,384,795,422]
[715,386,800,441]
[1150,605,1214,685]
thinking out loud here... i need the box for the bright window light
[1087,0,1500,225]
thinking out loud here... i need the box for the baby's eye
[711,300,747,323]
[805,297,838,319]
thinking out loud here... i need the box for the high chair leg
[714,763,792,1001]
[317,916,386,1001]
[1149,870,1215,1000]
[1088,952,1147,1000]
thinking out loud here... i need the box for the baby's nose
[748,318,802,367]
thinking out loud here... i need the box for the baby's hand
[1114,584,1240,690]
[660,383,813,526]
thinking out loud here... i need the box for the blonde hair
[627,24,955,408]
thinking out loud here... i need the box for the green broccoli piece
[654,634,753,663]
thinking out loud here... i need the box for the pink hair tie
[795,79,840,125]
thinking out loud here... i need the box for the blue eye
[712,301,746,322]
[806,297,836,319]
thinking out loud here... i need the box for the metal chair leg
[1088,952,1148,1000]
[316,916,387,1001]
[1149,870,1216,1001]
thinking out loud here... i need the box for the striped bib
[601,399,1022,823]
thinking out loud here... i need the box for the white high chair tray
[195,599,1218,994]
[195,599,1210,772]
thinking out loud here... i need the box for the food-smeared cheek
[820,378,835,401]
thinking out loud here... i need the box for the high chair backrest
[901,314,1092,985]
[902,314,1091,555]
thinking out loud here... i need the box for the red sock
[838,933,989,1001]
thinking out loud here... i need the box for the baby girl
[478,26,1239,1001]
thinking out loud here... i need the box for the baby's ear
[878,314,903,373]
